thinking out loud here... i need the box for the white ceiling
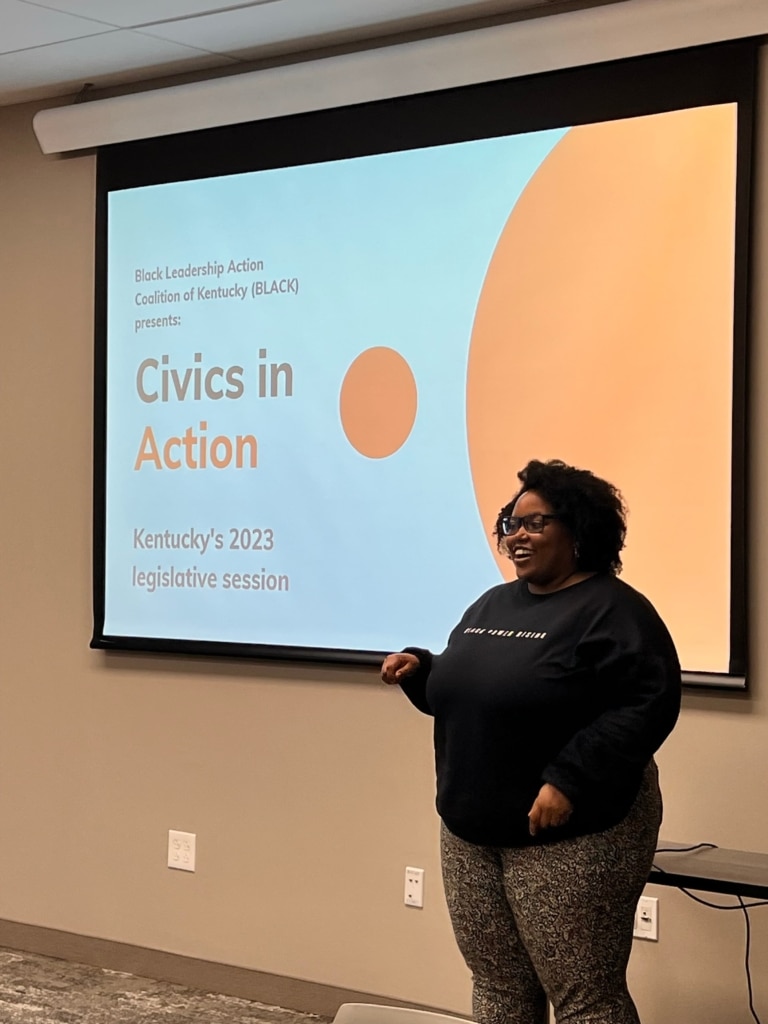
[0,0,617,107]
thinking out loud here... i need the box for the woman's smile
[510,544,534,566]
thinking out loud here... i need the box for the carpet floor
[0,946,331,1024]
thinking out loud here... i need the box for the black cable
[655,843,718,853]
[650,845,765,1024]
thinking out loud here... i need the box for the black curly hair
[494,459,627,575]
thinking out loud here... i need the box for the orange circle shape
[340,347,417,458]
[466,105,736,671]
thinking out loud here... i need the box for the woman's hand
[527,783,573,836]
[381,652,421,684]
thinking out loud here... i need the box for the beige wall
[2,41,768,1024]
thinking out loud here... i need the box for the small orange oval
[340,347,418,459]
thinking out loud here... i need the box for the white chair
[333,1002,471,1024]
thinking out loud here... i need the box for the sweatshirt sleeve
[396,592,489,717]
[397,646,434,715]
[540,595,682,808]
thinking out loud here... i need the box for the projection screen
[92,41,754,686]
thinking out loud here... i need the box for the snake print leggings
[440,762,662,1024]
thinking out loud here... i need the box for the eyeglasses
[499,513,560,536]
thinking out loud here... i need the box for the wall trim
[0,919,440,1017]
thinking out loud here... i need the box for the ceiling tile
[12,0,283,29]
[0,0,112,54]
[0,28,237,104]
[137,0,550,53]
[0,0,614,108]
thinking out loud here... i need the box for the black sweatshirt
[399,574,681,847]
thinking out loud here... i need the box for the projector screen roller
[93,42,753,682]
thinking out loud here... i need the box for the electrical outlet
[404,866,425,908]
[633,895,658,940]
[168,830,196,871]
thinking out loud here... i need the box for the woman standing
[382,459,681,1024]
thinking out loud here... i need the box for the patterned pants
[440,762,662,1024]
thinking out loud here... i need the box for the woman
[382,459,681,1024]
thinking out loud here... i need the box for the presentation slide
[102,103,737,671]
